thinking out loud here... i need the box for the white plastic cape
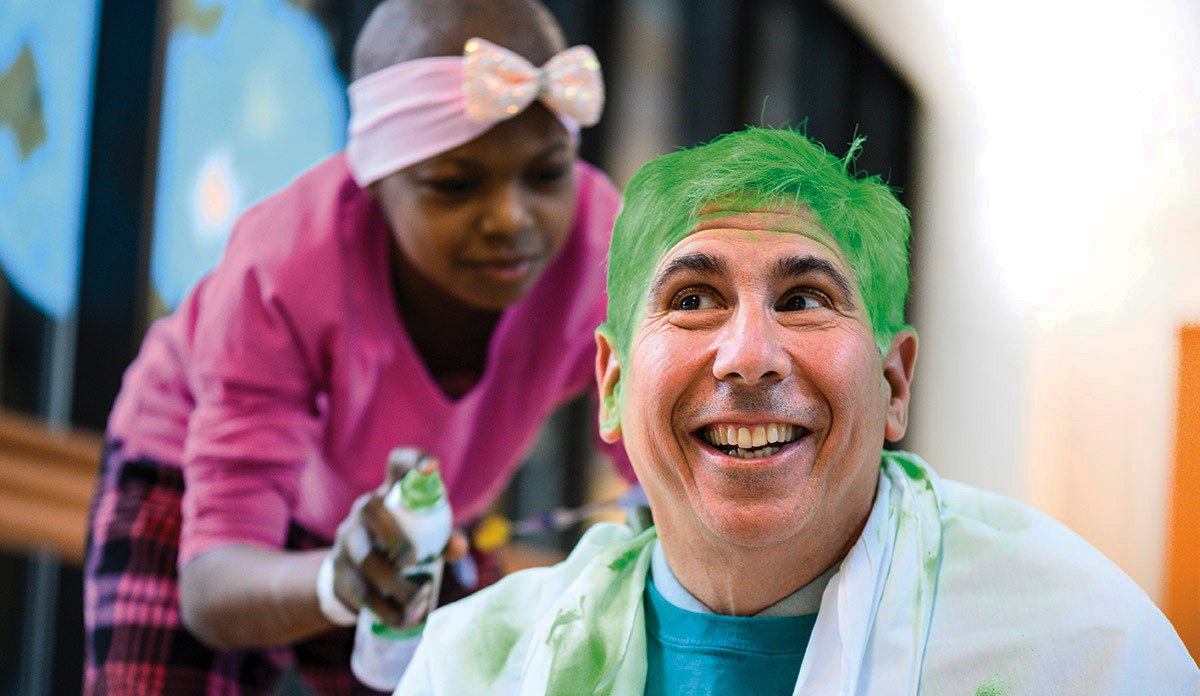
[396,452,1199,695]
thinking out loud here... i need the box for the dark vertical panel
[680,0,755,145]
[505,405,575,550]
[793,0,856,152]
[743,0,803,128]
[0,290,48,414]
[542,0,584,43]
[0,552,25,691]
[71,2,164,430]
[542,0,619,168]
[787,0,915,199]
[558,398,596,547]
[576,2,620,167]
[309,0,381,81]
[51,567,84,695]
[851,47,914,203]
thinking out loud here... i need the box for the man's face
[597,208,915,551]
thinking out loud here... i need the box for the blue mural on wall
[0,0,99,319]
[151,0,347,309]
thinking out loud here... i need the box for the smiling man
[395,128,1199,695]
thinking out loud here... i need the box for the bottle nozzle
[415,455,438,476]
[396,465,446,511]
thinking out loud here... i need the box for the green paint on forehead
[687,206,855,274]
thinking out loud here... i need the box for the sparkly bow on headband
[346,38,606,187]
[462,37,603,126]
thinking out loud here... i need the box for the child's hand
[320,448,465,628]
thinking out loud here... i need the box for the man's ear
[595,330,622,443]
[882,329,919,442]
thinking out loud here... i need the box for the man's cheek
[631,348,686,401]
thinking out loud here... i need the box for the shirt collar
[649,538,839,617]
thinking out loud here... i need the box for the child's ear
[882,329,918,442]
[595,330,622,443]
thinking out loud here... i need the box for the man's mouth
[696,422,807,460]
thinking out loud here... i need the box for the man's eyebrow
[775,255,856,305]
[649,252,727,298]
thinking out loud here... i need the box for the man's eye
[673,289,720,311]
[777,291,828,311]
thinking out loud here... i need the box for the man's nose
[480,182,532,239]
[712,304,793,385]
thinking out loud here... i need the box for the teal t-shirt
[643,576,817,695]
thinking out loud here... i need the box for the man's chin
[693,497,811,550]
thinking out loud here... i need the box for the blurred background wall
[830,0,1200,638]
[1,0,1196,692]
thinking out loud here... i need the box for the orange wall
[1166,325,1200,661]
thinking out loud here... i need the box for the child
[83,0,631,693]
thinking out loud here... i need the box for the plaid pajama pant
[83,443,499,695]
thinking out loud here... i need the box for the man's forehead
[664,204,850,269]
[692,202,819,234]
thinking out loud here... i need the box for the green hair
[600,127,911,359]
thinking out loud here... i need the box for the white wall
[829,0,1200,599]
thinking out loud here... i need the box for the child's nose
[480,183,533,238]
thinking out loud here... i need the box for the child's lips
[468,257,538,283]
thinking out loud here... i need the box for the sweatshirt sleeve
[178,214,327,568]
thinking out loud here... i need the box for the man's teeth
[727,445,782,459]
[702,423,799,458]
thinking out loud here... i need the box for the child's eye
[423,177,476,195]
[528,165,569,185]
[777,289,829,312]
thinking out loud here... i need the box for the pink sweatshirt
[107,154,632,567]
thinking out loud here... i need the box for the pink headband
[346,37,605,187]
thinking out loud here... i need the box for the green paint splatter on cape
[974,674,1010,696]
[608,547,640,572]
[544,599,584,646]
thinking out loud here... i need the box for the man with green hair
[396,128,1198,694]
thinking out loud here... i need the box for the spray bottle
[350,451,452,691]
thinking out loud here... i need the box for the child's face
[372,103,578,311]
